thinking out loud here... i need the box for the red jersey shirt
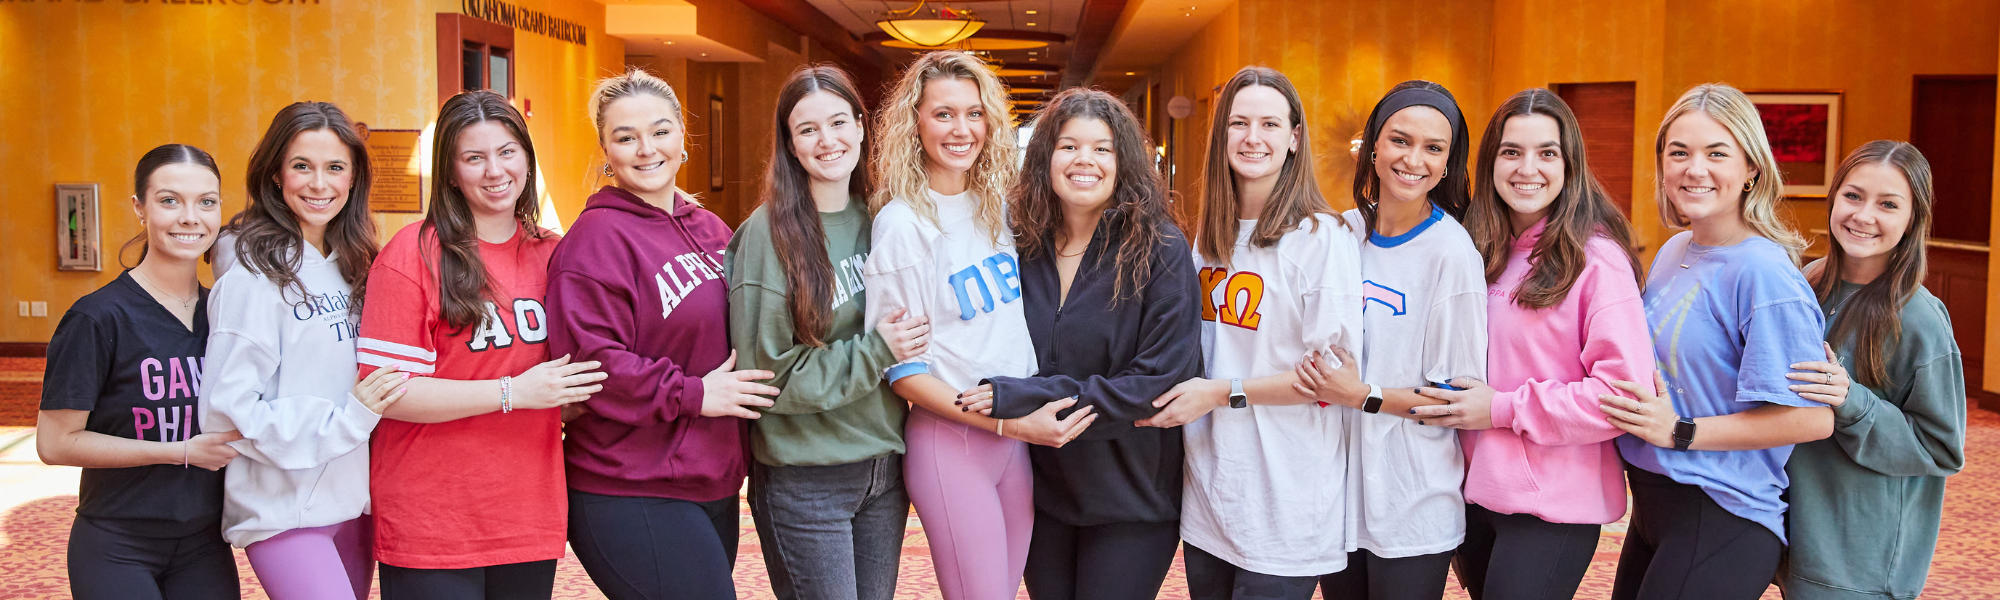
[356,222,564,569]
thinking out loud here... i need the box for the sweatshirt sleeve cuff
[345,392,386,428]
[885,362,929,384]
[676,375,707,420]
[984,377,1033,420]
[1831,384,1875,428]
[1489,389,1520,430]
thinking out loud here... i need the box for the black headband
[1367,87,1465,142]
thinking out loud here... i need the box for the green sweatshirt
[725,199,906,467]
[1783,280,1966,600]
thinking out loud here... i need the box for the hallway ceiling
[799,0,1120,99]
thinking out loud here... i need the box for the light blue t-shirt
[1619,232,1826,543]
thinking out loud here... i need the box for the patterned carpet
[5,358,1997,599]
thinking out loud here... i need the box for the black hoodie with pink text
[546,185,743,502]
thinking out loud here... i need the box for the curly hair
[1010,87,1178,304]
[868,50,1018,244]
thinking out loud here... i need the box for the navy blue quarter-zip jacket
[986,211,1204,526]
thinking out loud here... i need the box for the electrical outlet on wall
[31,302,47,317]
[16,302,26,317]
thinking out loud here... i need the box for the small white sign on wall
[56,183,101,272]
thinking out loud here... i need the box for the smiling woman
[544,67,775,600]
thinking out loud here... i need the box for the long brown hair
[1011,88,1177,303]
[1352,80,1473,237]
[1465,89,1640,308]
[122,144,221,267]
[869,50,1019,244]
[230,102,379,308]
[761,65,871,347]
[1814,140,1935,388]
[1197,66,1343,267]
[425,90,546,331]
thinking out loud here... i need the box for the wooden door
[1555,82,1637,216]
[1910,76,1995,392]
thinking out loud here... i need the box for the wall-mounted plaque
[367,129,426,213]
[56,183,101,272]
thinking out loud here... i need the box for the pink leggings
[904,408,1034,600]
[244,515,375,600]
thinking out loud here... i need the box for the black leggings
[1453,502,1601,600]
[67,516,239,600]
[1021,512,1179,600]
[1611,464,1782,600]
[568,489,741,600]
[1182,543,1318,600]
[378,559,556,600]
[1316,547,1456,600]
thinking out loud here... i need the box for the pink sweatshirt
[1462,222,1652,525]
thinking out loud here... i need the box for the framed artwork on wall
[56,183,101,272]
[1745,91,1843,198]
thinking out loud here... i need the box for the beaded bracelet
[500,376,514,413]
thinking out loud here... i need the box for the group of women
[35,48,1965,600]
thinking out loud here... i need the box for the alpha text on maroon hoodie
[546,186,743,502]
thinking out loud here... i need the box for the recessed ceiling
[802,0,1086,85]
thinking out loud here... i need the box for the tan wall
[0,0,622,344]
[0,0,435,344]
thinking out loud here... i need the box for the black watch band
[1672,417,1696,451]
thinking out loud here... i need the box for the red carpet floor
[4,358,1997,599]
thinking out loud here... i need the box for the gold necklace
[1679,230,1749,269]
[133,269,196,311]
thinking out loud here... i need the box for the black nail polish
[960,407,968,412]
[954,400,962,406]
[1408,409,1416,415]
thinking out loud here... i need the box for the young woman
[1136,65,1364,600]
[1295,79,1488,600]
[200,101,404,600]
[861,50,1091,600]
[950,88,1203,600]
[355,90,607,600]
[38,144,242,599]
[1411,88,1652,600]
[1780,141,1966,600]
[725,65,930,600]
[543,67,779,600]
[1593,83,1836,600]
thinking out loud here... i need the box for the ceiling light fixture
[877,0,984,48]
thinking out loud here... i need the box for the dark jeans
[1183,543,1318,600]
[749,455,910,600]
[67,516,239,600]
[568,490,741,600]
[1612,464,1783,600]
[1453,502,1600,600]
[1316,547,1456,600]
[378,559,556,600]
[1022,513,1179,600]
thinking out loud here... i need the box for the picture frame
[1745,91,1843,198]
[56,183,102,272]
[709,94,726,192]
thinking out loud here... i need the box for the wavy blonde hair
[589,66,700,206]
[1654,83,1807,262]
[869,50,1018,243]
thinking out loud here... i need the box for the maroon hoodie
[547,186,742,502]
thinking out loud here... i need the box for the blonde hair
[589,67,699,205]
[1654,83,1807,262]
[868,51,1019,243]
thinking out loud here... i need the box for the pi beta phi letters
[948,253,1022,321]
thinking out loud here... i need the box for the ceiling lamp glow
[877,1,984,48]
